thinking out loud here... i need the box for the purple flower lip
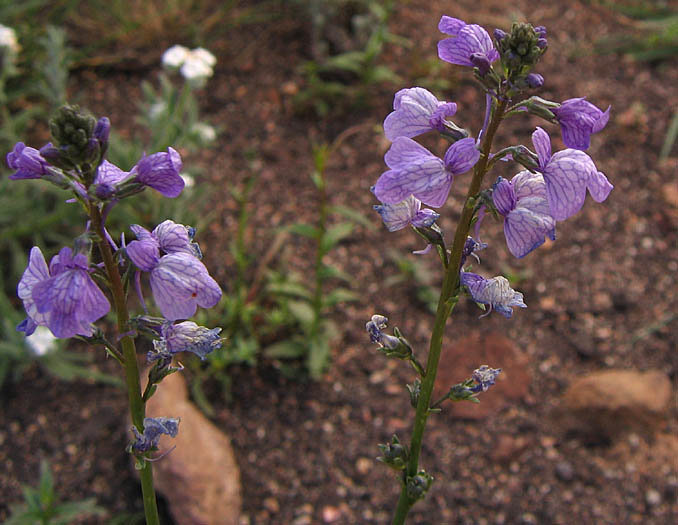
[438,16,500,68]
[6,142,50,180]
[460,271,526,318]
[131,147,185,198]
[17,246,110,338]
[373,194,439,232]
[552,98,610,151]
[383,87,458,141]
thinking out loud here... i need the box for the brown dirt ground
[1,0,677,523]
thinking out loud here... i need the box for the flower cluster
[161,45,216,86]
[370,17,613,318]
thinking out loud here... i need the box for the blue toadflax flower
[127,221,221,321]
[493,172,556,258]
[383,87,458,141]
[148,321,222,363]
[374,194,439,232]
[131,147,184,198]
[373,136,479,208]
[460,272,526,318]
[532,127,612,221]
[6,142,51,180]
[130,417,179,454]
[437,16,499,68]
[17,246,110,338]
[552,98,610,151]
[469,365,502,392]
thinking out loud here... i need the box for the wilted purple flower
[438,16,499,68]
[460,272,526,318]
[6,142,50,180]
[532,127,613,221]
[373,137,479,208]
[493,172,556,258]
[148,321,222,363]
[127,221,221,321]
[131,147,184,198]
[130,417,179,454]
[383,87,458,141]
[552,98,610,150]
[373,194,439,232]
[469,365,502,393]
[17,246,110,338]
[366,314,399,350]
[460,236,487,267]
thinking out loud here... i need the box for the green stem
[391,98,507,525]
[89,205,160,525]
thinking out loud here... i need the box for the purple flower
[438,16,499,68]
[532,127,613,221]
[6,142,50,180]
[492,172,556,258]
[131,147,184,198]
[552,98,610,150]
[460,272,526,318]
[130,417,179,454]
[373,136,479,208]
[127,222,221,321]
[365,314,399,350]
[17,246,110,338]
[91,160,130,199]
[469,365,502,393]
[383,87,458,140]
[148,321,222,363]
[373,194,439,232]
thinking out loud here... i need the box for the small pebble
[555,461,574,481]
[322,505,341,522]
[645,489,661,506]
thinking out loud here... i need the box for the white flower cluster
[162,45,216,85]
[0,24,20,57]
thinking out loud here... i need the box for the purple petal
[95,160,129,186]
[411,208,439,228]
[7,142,49,180]
[153,220,194,255]
[163,321,222,359]
[414,176,453,208]
[127,238,159,272]
[438,24,499,67]
[133,147,184,198]
[17,247,51,328]
[532,127,552,169]
[150,253,222,321]
[553,99,610,150]
[559,149,613,203]
[438,16,466,36]
[511,170,548,200]
[443,137,479,175]
[492,176,515,216]
[384,88,444,140]
[542,155,589,221]
[373,170,415,205]
[429,101,458,132]
[504,197,556,258]
[373,195,421,232]
[384,137,438,170]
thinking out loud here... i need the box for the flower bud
[377,435,408,470]
[526,73,544,88]
[406,470,434,502]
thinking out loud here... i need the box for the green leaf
[320,222,354,253]
[323,287,358,308]
[287,300,316,326]
[285,223,319,239]
[264,340,306,359]
[266,281,314,301]
[307,338,330,379]
[317,264,353,283]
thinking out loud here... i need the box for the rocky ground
[1,0,677,523]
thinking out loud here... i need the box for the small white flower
[191,47,216,68]
[180,57,213,83]
[25,326,58,356]
[0,24,20,55]
[191,123,216,143]
[162,44,190,69]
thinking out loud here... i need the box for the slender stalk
[89,204,160,525]
[392,98,507,524]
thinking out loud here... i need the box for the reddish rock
[558,369,672,440]
[433,332,531,419]
[143,371,242,525]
